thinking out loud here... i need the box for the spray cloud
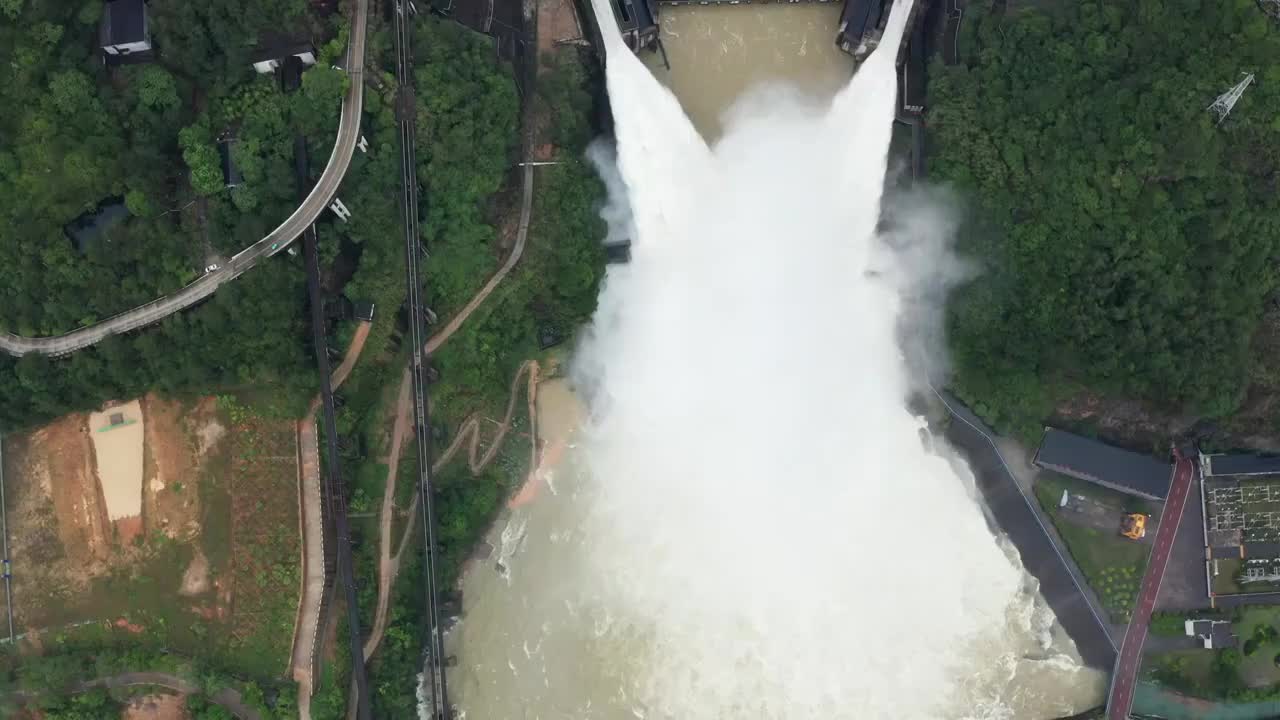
[554,1,1090,717]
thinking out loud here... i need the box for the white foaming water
[443,2,1105,717]
[559,0,1094,717]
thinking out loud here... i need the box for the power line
[393,1,451,716]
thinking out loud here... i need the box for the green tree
[137,66,180,112]
[932,0,1280,433]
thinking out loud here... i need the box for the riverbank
[447,375,603,718]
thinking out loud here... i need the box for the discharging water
[641,4,852,139]
[445,1,1105,717]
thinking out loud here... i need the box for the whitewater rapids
[443,0,1104,717]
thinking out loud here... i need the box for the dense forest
[931,0,1280,438]
[0,1,349,427]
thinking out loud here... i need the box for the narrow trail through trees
[358,164,538,678]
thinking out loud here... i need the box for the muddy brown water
[447,8,1107,717]
[642,4,854,141]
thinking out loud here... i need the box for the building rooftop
[604,240,631,264]
[65,199,130,253]
[217,140,243,188]
[1033,428,1173,501]
[101,0,147,46]
[1205,453,1280,478]
[1186,619,1236,649]
[250,39,317,65]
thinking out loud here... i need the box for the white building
[251,41,317,75]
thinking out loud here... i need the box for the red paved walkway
[1106,452,1196,719]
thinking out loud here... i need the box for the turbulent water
[445,1,1105,717]
[639,3,852,139]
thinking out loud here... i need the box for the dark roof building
[217,140,243,188]
[604,240,631,264]
[899,9,926,114]
[1204,454,1280,478]
[836,0,888,59]
[610,0,659,52]
[251,36,317,75]
[1185,619,1236,649]
[65,199,130,253]
[100,0,151,57]
[1032,428,1173,501]
[354,301,376,322]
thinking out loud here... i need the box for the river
[445,2,1106,717]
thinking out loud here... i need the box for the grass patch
[395,443,418,510]
[1237,607,1280,687]
[1036,470,1156,514]
[198,433,234,574]
[350,461,388,516]
[1146,648,1218,691]
[217,399,301,677]
[1034,475,1149,621]
[1213,557,1247,595]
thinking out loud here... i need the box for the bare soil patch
[143,395,219,542]
[2,393,295,675]
[537,0,582,50]
[4,414,107,624]
[180,550,211,596]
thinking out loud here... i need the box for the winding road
[0,0,369,358]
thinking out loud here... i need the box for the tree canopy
[931,0,1280,434]
[0,1,342,428]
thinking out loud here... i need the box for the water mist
[444,1,1104,717]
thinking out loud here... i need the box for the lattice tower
[1207,73,1255,126]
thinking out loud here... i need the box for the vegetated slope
[331,21,607,718]
[0,2,351,428]
[931,1,1280,439]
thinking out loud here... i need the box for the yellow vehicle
[1121,513,1147,540]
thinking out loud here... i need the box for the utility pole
[1207,73,1255,126]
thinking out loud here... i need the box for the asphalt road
[1106,454,1195,720]
[0,0,369,358]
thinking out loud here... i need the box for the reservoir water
[641,4,852,139]
[445,1,1107,717]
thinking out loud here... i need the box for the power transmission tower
[1260,0,1280,21]
[1207,73,1255,126]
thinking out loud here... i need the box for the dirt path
[11,672,262,720]
[431,361,540,479]
[349,164,538,713]
[96,674,260,720]
[290,321,371,717]
[361,371,413,660]
[423,164,533,357]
